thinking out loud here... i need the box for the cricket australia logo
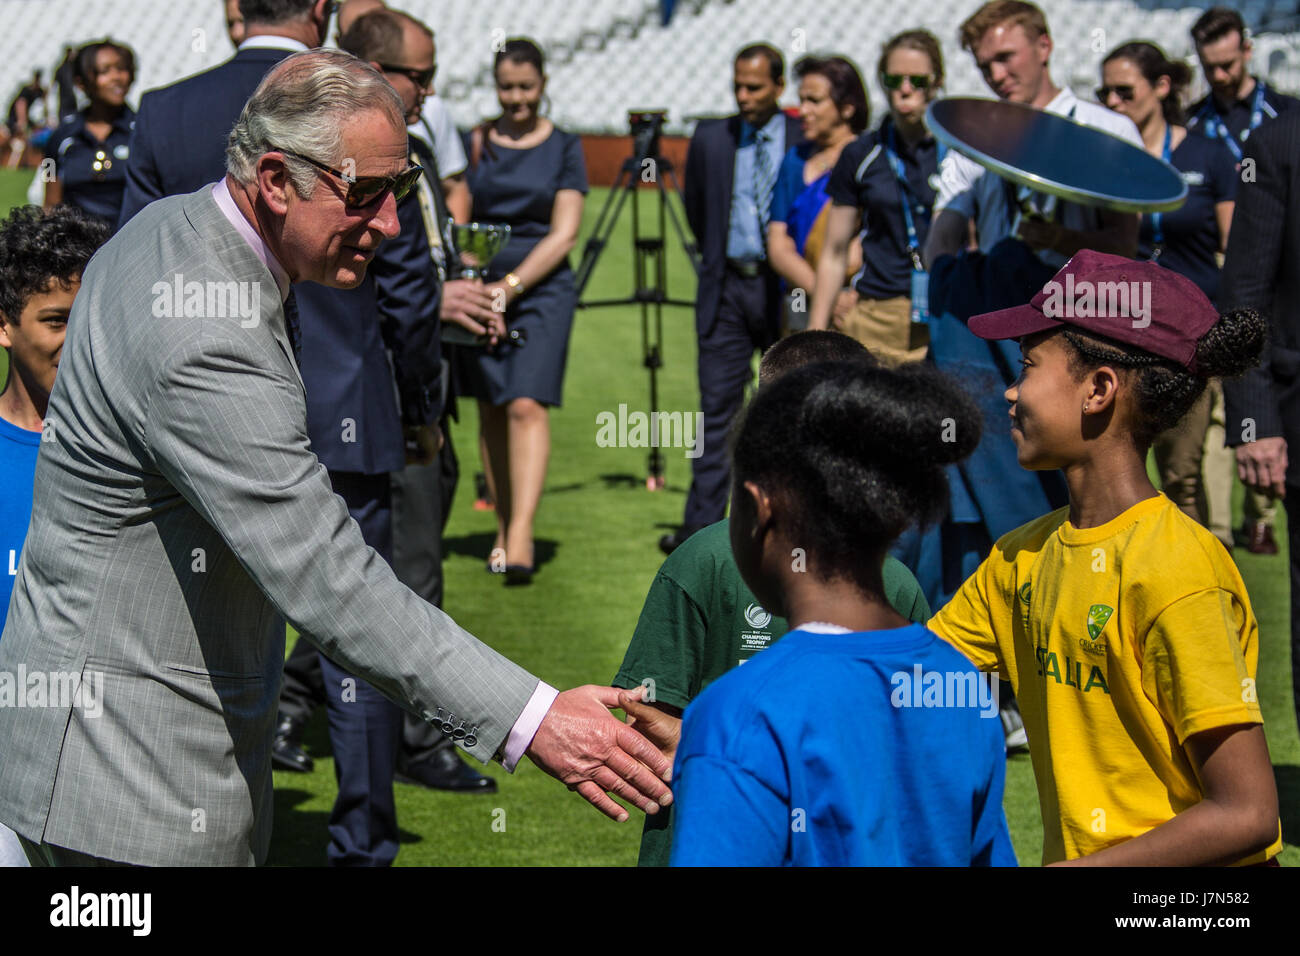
[1080,604,1113,655]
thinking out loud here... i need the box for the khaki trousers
[838,295,929,365]
[1154,386,1213,529]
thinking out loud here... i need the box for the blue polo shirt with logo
[0,415,41,632]
[612,518,930,865]
[1137,132,1237,306]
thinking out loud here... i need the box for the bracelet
[504,272,525,296]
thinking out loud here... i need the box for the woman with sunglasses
[1099,41,1237,540]
[806,30,945,365]
[43,39,137,229]
[765,56,868,333]
[459,38,587,585]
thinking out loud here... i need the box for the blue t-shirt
[0,416,41,631]
[671,623,1016,866]
[769,142,831,256]
[1137,132,1237,305]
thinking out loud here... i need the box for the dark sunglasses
[881,73,933,91]
[378,62,437,91]
[1096,84,1136,102]
[273,147,424,208]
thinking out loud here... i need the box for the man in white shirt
[924,0,1141,269]
[412,94,470,221]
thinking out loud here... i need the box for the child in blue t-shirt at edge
[0,205,108,866]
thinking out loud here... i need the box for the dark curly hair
[0,205,109,325]
[732,360,981,595]
[759,329,875,384]
[1061,307,1266,448]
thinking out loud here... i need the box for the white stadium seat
[0,0,1297,136]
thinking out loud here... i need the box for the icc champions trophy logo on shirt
[744,603,772,629]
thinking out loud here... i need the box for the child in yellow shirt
[929,250,1282,865]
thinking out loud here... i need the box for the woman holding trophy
[460,37,588,584]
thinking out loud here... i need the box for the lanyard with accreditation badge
[884,123,943,325]
[1148,123,1172,260]
[1197,83,1268,163]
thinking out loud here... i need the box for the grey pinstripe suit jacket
[0,186,540,865]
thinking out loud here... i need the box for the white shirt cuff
[501,681,559,772]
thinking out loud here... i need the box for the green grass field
[2,168,1296,866]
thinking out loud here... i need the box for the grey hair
[225,49,405,197]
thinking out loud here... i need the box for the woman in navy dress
[44,40,136,228]
[460,38,587,583]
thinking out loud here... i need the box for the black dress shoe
[396,748,498,793]
[658,526,702,556]
[272,712,313,773]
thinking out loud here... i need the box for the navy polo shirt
[49,106,135,227]
[1186,79,1299,156]
[826,116,940,300]
[1138,133,1237,306]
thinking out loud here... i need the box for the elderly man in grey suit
[0,49,670,867]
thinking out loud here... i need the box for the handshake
[522,684,683,821]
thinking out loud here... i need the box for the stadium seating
[1,0,1299,136]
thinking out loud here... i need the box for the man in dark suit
[660,43,803,554]
[1221,108,1300,737]
[271,5,501,796]
[116,0,446,865]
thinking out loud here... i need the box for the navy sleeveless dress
[457,126,588,406]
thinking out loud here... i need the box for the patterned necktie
[283,288,301,367]
[753,127,775,239]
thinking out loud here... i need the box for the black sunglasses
[1096,84,1136,102]
[881,73,933,91]
[273,147,424,208]
[378,62,437,91]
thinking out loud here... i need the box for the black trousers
[279,430,459,766]
[683,271,779,529]
[389,421,460,764]
[1283,488,1300,738]
[305,470,403,867]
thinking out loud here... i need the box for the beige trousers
[838,295,929,365]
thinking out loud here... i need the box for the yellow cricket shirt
[929,493,1281,864]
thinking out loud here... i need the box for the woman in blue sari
[766,56,868,331]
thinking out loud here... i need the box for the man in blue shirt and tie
[662,43,803,554]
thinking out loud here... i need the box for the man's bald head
[337,0,386,35]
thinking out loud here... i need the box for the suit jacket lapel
[180,187,304,389]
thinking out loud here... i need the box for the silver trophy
[442,222,524,347]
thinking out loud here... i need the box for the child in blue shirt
[669,358,1016,866]
[0,204,108,865]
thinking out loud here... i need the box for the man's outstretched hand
[525,685,673,822]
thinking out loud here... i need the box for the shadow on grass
[442,531,558,570]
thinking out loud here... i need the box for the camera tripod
[575,111,701,490]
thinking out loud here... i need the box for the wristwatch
[504,272,525,296]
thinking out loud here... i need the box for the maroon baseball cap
[968,250,1219,372]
